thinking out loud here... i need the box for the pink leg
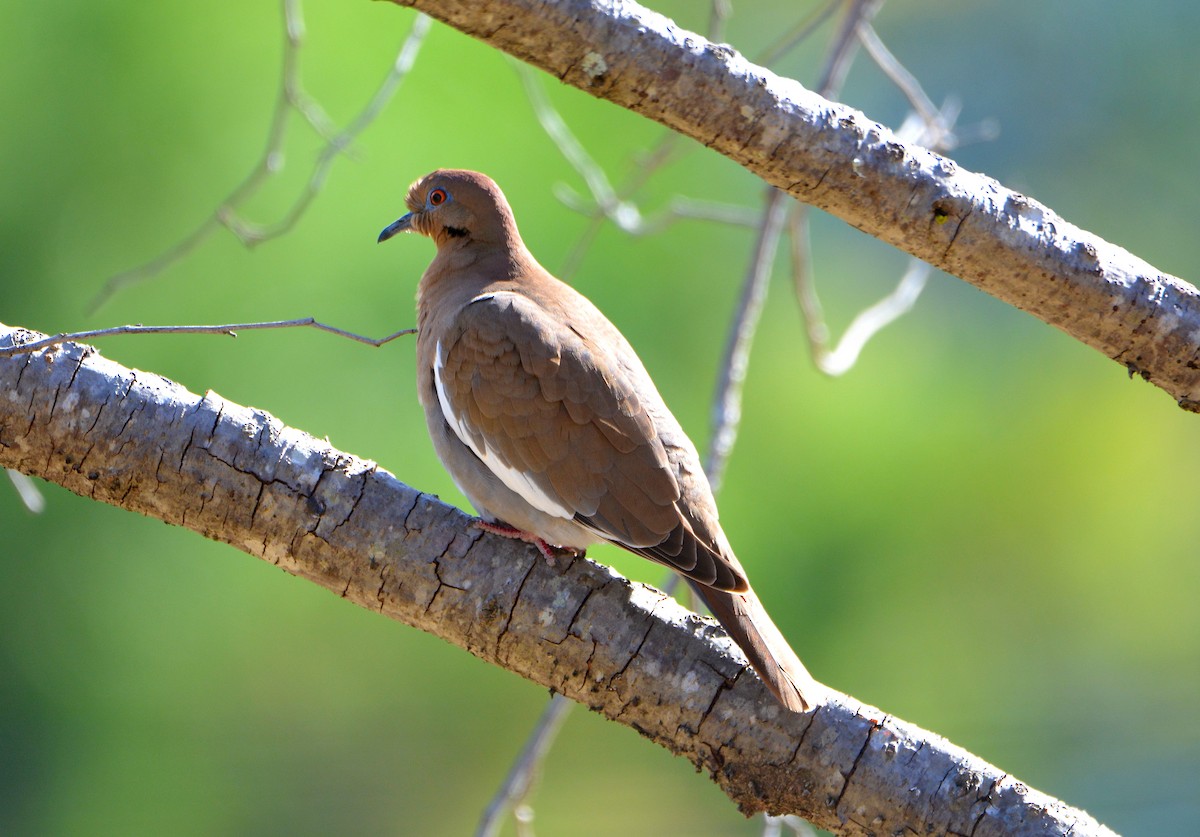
[473,520,583,565]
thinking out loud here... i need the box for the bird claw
[472,519,584,566]
[534,540,585,567]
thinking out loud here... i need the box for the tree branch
[0,325,1114,835]
[388,0,1200,411]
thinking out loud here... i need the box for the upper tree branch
[389,0,1200,410]
[0,325,1114,835]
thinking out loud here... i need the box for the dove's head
[378,169,520,250]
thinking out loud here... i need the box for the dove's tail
[688,581,824,713]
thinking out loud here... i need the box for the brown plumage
[379,169,822,712]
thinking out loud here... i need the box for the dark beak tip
[378,213,413,243]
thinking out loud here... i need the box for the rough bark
[389,0,1200,410]
[0,324,1115,836]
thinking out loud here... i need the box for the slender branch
[390,0,1200,411]
[5,469,45,514]
[776,0,933,379]
[516,63,623,220]
[814,0,884,98]
[551,187,760,232]
[792,208,931,377]
[762,814,819,837]
[789,12,956,377]
[707,0,732,45]
[705,188,788,493]
[0,320,415,358]
[90,0,313,311]
[474,694,573,837]
[278,0,343,143]
[790,2,938,376]
[517,63,758,277]
[758,0,843,66]
[857,23,999,153]
[856,21,944,139]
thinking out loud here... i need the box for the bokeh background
[2,1,1197,834]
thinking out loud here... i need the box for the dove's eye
[428,188,448,207]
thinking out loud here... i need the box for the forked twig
[89,4,430,311]
[514,62,760,277]
[788,0,1006,378]
[238,13,432,243]
[857,20,996,151]
[0,320,415,358]
[856,21,944,138]
[790,208,931,376]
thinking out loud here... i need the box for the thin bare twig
[474,694,573,837]
[855,20,1001,153]
[552,186,760,233]
[856,21,943,135]
[705,188,789,494]
[701,0,881,484]
[0,320,415,358]
[787,0,941,378]
[277,0,343,143]
[858,21,998,152]
[5,470,45,514]
[515,62,760,277]
[89,4,430,311]
[757,0,843,66]
[815,0,885,95]
[791,211,931,376]
[762,814,820,837]
[237,13,433,242]
[556,131,697,278]
[708,0,733,44]
[516,63,622,215]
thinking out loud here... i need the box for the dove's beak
[378,213,414,243]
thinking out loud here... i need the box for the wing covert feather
[438,290,741,588]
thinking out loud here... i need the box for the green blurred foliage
[1,1,1197,834]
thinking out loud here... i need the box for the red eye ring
[428,188,447,207]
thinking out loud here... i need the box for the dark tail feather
[687,580,822,713]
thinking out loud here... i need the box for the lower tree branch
[389,0,1200,411]
[0,325,1115,835]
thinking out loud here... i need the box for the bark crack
[944,207,973,258]
[606,613,657,697]
[493,558,539,660]
[967,774,1005,837]
[832,717,882,812]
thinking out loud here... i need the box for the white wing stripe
[434,339,574,521]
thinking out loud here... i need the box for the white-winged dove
[380,169,822,713]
